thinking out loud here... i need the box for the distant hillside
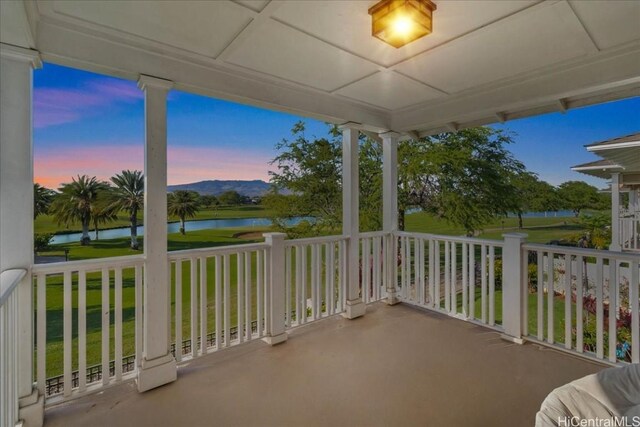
[168,180,273,197]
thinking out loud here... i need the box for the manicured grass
[459,288,569,342]
[34,205,273,234]
[405,212,586,244]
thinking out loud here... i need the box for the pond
[51,217,312,245]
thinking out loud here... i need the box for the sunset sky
[34,63,640,189]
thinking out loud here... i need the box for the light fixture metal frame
[368,0,437,49]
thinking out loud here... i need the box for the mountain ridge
[167,179,272,197]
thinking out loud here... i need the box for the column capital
[379,131,401,140]
[338,121,361,131]
[0,43,41,68]
[137,74,174,91]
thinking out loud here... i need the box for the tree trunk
[81,220,91,245]
[130,209,139,250]
[180,217,186,235]
[398,208,405,231]
[518,212,523,229]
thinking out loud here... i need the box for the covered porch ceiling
[1,0,639,135]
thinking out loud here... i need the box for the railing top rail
[522,242,640,262]
[359,231,387,239]
[284,234,346,247]
[31,254,145,274]
[395,231,504,247]
[0,268,26,307]
[168,242,270,259]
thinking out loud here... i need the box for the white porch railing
[168,242,271,361]
[621,217,640,251]
[283,235,347,327]
[27,230,640,410]
[521,244,639,364]
[359,231,388,304]
[1,269,26,427]
[31,255,144,403]
[394,231,504,331]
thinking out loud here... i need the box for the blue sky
[34,63,639,189]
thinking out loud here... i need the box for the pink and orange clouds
[34,143,272,189]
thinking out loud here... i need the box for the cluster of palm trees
[35,171,203,249]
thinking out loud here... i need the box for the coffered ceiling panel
[49,0,255,58]
[335,71,445,110]
[224,19,380,92]
[233,0,269,13]
[569,0,640,50]
[394,1,598,94]
[272,0,538,68]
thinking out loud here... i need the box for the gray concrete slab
[44,302,604,427]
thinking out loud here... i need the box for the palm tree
[109,170,144,249]
[50,175,108,245]
[34,183,55,219]
[167,190,200,235]
[91,188,118,241]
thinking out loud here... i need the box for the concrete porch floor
[45,303,603,427]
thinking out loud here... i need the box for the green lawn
[34,205,273,235]
[460,288,570,343]
[405,212,586,244]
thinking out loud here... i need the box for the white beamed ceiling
[2,0,639,134]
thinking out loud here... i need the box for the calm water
[51,217,311,245]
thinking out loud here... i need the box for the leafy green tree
[268,124,526,237]
[218,190,244,206]
[398,128,525,234]
[50,175,108,245]
[34,183,55,219]
[557,181,601,217]
[199,194,219,210]
[266,122,382,237]
[510,173,560,228]
[167,190,200,235]
[109,170,144,249]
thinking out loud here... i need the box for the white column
[0,44,45,427]
[341,125,365,319]
[381,131,399,305]
[610,172,621,251]
[262,233,288,345]
[501,233,527,344]
[136,75,176,392]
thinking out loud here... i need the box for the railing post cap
[263,232,287,240]
[502,232,528,241]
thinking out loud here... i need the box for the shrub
[34,233,54,253]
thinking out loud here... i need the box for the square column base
[19,389,44,427]
[262,332,288,346]
[342,299,366,319]
[386,289,399,305]
[137,354,177,392]
[500,334,525,345]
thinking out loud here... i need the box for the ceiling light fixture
[368,0,437,49]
